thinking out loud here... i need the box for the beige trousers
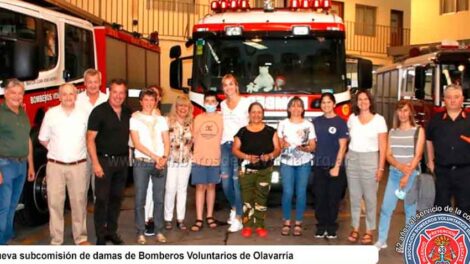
[46,161,88,245]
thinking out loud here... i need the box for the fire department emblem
[404,213,470,264]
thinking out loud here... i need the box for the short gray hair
[444,84,463,97]
[58,83,77,94]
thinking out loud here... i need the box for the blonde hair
[221,74,239,94]
[167,95,193,127]
[392,100,416,129]
[83,68,101,81]
[58,83,77,94]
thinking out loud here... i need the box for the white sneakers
[228,218,243,232]
[374,241,388,250]
[227,209,236,224]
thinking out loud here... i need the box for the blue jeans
[133,161,166,235]
[220,142,243,216]
[377,166,418,244]
[281,162,311,222]
[0,158,27,245]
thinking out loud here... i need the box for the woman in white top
[346,90,387,245]
[130,89,169,245]
[163,95,193,231]
[220,74,249,232]
[278,96,316,236]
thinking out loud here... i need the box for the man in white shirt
[39,83,90,245]
[76,69,108,197]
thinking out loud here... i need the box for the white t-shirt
[277,118,316,166]
[38,105,88,162]
[76,91,108,118]
[221,97,249,144]
[130,112,168,158]
[347,114,387,152]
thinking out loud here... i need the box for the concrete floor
[10,174,406,264]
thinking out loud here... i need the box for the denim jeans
[220,142,243,216]
[280,162,311,222]
[0,158,27,245]
[133,160,166,235]
[377,166,418,244]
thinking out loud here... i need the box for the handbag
[405,126,436,211]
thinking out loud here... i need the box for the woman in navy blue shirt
[312,93,349,239]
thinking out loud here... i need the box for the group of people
[1,70,470,248]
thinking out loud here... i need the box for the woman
[232,102,281,238]
[312,93,349,239]
[130,89,169,244]
[163,95,193,230]
[278,97,316,236]
[141,85,162,235]
[220,74,249,232]
[346,90,387,245]
[375,100,424,249]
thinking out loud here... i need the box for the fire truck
[169,0,373,126]
[374,43,470,128]
[0,0,161,225]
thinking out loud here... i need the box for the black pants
[435,165,470,214]
[313,166,346,232]
[94,156,128,238]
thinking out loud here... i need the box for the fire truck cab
[374,44,470,128]
[170,0,373,123]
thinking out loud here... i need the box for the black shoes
[96,237,106,245]
[144,221,155,236]
[315,229,327,238]
[105,233,124,245]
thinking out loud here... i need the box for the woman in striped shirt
[374,100,425,250]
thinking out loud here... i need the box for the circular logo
[328,126,337,134]
[403,213,470,264]
[199,120,219,139]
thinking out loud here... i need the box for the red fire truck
[374,43,470,128]
[0,0,161,225]
[169,0,373,125]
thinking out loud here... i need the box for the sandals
[361,233,374,245]
[348,230,360,243]
[206,217,219,229]
[191,219,203,232]
[164,221,173,230]
[177,221,187,231]
[293,224,303,236]
[281,224,291,236]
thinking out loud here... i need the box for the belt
[48,158,86,166]
[0,156,27,162]
[438,164,470,170]
[134,157,154,163]
[99,154,127,159]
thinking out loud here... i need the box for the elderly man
[427,84,470,214]
[0,79,35,245]
[87,79,131,245]
[76,69,108,197]
[39,83,90,245]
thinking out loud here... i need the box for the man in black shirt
[426,84,470,214]
[87,79,131,245]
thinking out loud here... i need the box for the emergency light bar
[211,0,250,13]
[289,0,331,10]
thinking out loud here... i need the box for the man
[0,79,35,245]
[38,83,90,245]
[76,69,108,198]
[87,79,131,245]
[427,84,470,214]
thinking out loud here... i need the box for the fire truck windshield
[440,62,470,102]
[192,35,346,94]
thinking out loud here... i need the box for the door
[390,10,403,47]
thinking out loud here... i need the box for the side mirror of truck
[13,39,40,81]
[357,58,373,89]
[170,59,182,90]
[170,45,181,59]
[415,66,426,91]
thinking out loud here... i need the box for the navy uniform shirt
[313,115,349,167]
[426,111,470,166]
